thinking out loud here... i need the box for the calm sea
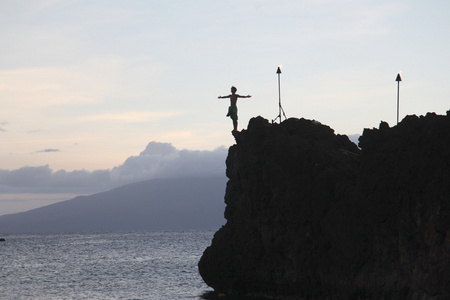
[0,230,217,299]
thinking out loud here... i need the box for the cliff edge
[199,113,450,299]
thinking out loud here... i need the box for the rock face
[199,113,450,299]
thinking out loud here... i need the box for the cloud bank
[0,142,228,195]
[35,149,61,153]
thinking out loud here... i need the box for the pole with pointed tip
[277,66,281,123]
[396,73,402,125]
[272,66,287,124]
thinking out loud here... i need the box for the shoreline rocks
[199,113,450,299]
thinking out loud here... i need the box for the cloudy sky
[1,1,449,215]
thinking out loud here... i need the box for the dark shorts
[227,106,238,121]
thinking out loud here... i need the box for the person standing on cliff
[218,86,251,132]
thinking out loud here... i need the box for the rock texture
[199,113,450,299]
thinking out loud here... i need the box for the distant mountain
[0,177,227,233]
[347,133,360,146]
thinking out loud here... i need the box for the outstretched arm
[218,95,231,99]
[238,94,252,98]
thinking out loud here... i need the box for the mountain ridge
[0,176,227,233]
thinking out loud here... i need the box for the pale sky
[1,0,449,214]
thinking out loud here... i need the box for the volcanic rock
[199,113,450,299]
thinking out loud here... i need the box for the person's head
[231,86,237,94]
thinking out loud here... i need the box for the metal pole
[397,80,400,125]
[272,66,285,124]
[395,73,402,125]
[278,71,281,123]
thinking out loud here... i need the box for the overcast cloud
[0,142,227,196]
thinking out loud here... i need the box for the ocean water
[0,230,216,299]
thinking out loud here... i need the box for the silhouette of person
[218,86,251,132]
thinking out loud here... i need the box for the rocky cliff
[199,113,450,299]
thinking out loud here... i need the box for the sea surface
[0,230,217,299]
